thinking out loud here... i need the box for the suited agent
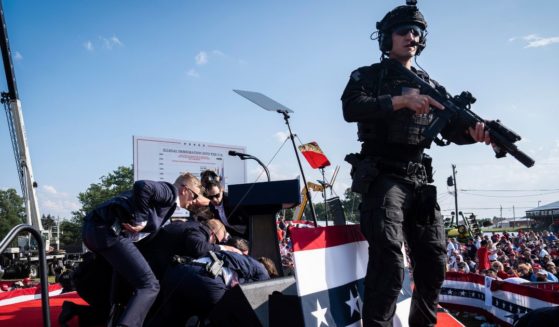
[146,243,279,326]
[201,170,248,238]
[82,172,202,327]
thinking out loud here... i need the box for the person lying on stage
[226,236,249,255]
[138,218,242,280]
[145,245,278,326]
[61,219,241,326]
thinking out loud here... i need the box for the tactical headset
[376,5,428,56]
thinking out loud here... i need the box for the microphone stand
[240,154,271,182]
[231,89,318,226]
[279,110,318,226]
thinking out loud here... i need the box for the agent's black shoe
[58,301,76,327]
[107,303,126,327]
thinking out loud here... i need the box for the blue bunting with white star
[300,278,365,327]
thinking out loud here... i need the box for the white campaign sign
[133,136,247,187]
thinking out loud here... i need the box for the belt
[172,255,201,266]
[377,159,425,177]
[171,254,224,278]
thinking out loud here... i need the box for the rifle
[386,60,535,168]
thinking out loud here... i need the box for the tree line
[0,166,362,250]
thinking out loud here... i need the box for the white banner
[133,136,246,186]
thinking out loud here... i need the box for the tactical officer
[341,4,490,327]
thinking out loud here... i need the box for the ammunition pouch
[421,153,434,183]
[413,184,439,225]
[344,153,379,194]
[206,251,224,278]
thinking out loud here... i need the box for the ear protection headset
[376,5,428,56]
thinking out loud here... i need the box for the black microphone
[228,150,250,159]
[228,150,270,181]
[410,40,425,48]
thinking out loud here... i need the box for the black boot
[58,301,77,327]
[107,303,126,327]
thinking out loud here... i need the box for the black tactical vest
[357,61,433,148]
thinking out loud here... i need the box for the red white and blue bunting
[440,272,559,326]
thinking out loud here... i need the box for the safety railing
[0,224,50,327]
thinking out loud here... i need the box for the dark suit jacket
[208,193,248,238]
[83,180,178,251]
[92,180,178,233]
[138,220,221,279]
[218,251,269,284]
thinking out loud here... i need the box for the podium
[228,179,300,276]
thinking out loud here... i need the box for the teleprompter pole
[280,110,318,226]
[320,167,329,227]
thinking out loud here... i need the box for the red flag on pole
[298,142,330,169]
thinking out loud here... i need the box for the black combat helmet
[376,5,428,55]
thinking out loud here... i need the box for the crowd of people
[446,230,559,283]
[276,216,318,275]
[0,277,36,292]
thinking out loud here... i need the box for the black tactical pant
[359,174,446,327]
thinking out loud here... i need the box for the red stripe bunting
[490,279,559,304]
[444,272,559,304]
[291,225,366,252]
[445,271,486,285]
[0,284,62,303]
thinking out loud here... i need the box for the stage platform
[0,290,461,326]
[0,291,87,326]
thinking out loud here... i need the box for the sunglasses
[393,24,422,37]
[206,193,221,200]
[182,185,199,200]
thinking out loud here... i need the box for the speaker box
[326,196,346,226]
[209,276,300,327]
[269,292,304,327]
[208,285,262,327]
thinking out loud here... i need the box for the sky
[0,0,558,222]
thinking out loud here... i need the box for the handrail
[0,224,51,327]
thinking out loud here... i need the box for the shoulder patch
[351,70,361,81]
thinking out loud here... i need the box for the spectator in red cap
[532,263,541,269]
[531,263,558,282]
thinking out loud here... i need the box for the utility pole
[509,206,516,229]
[452,164,459,226]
